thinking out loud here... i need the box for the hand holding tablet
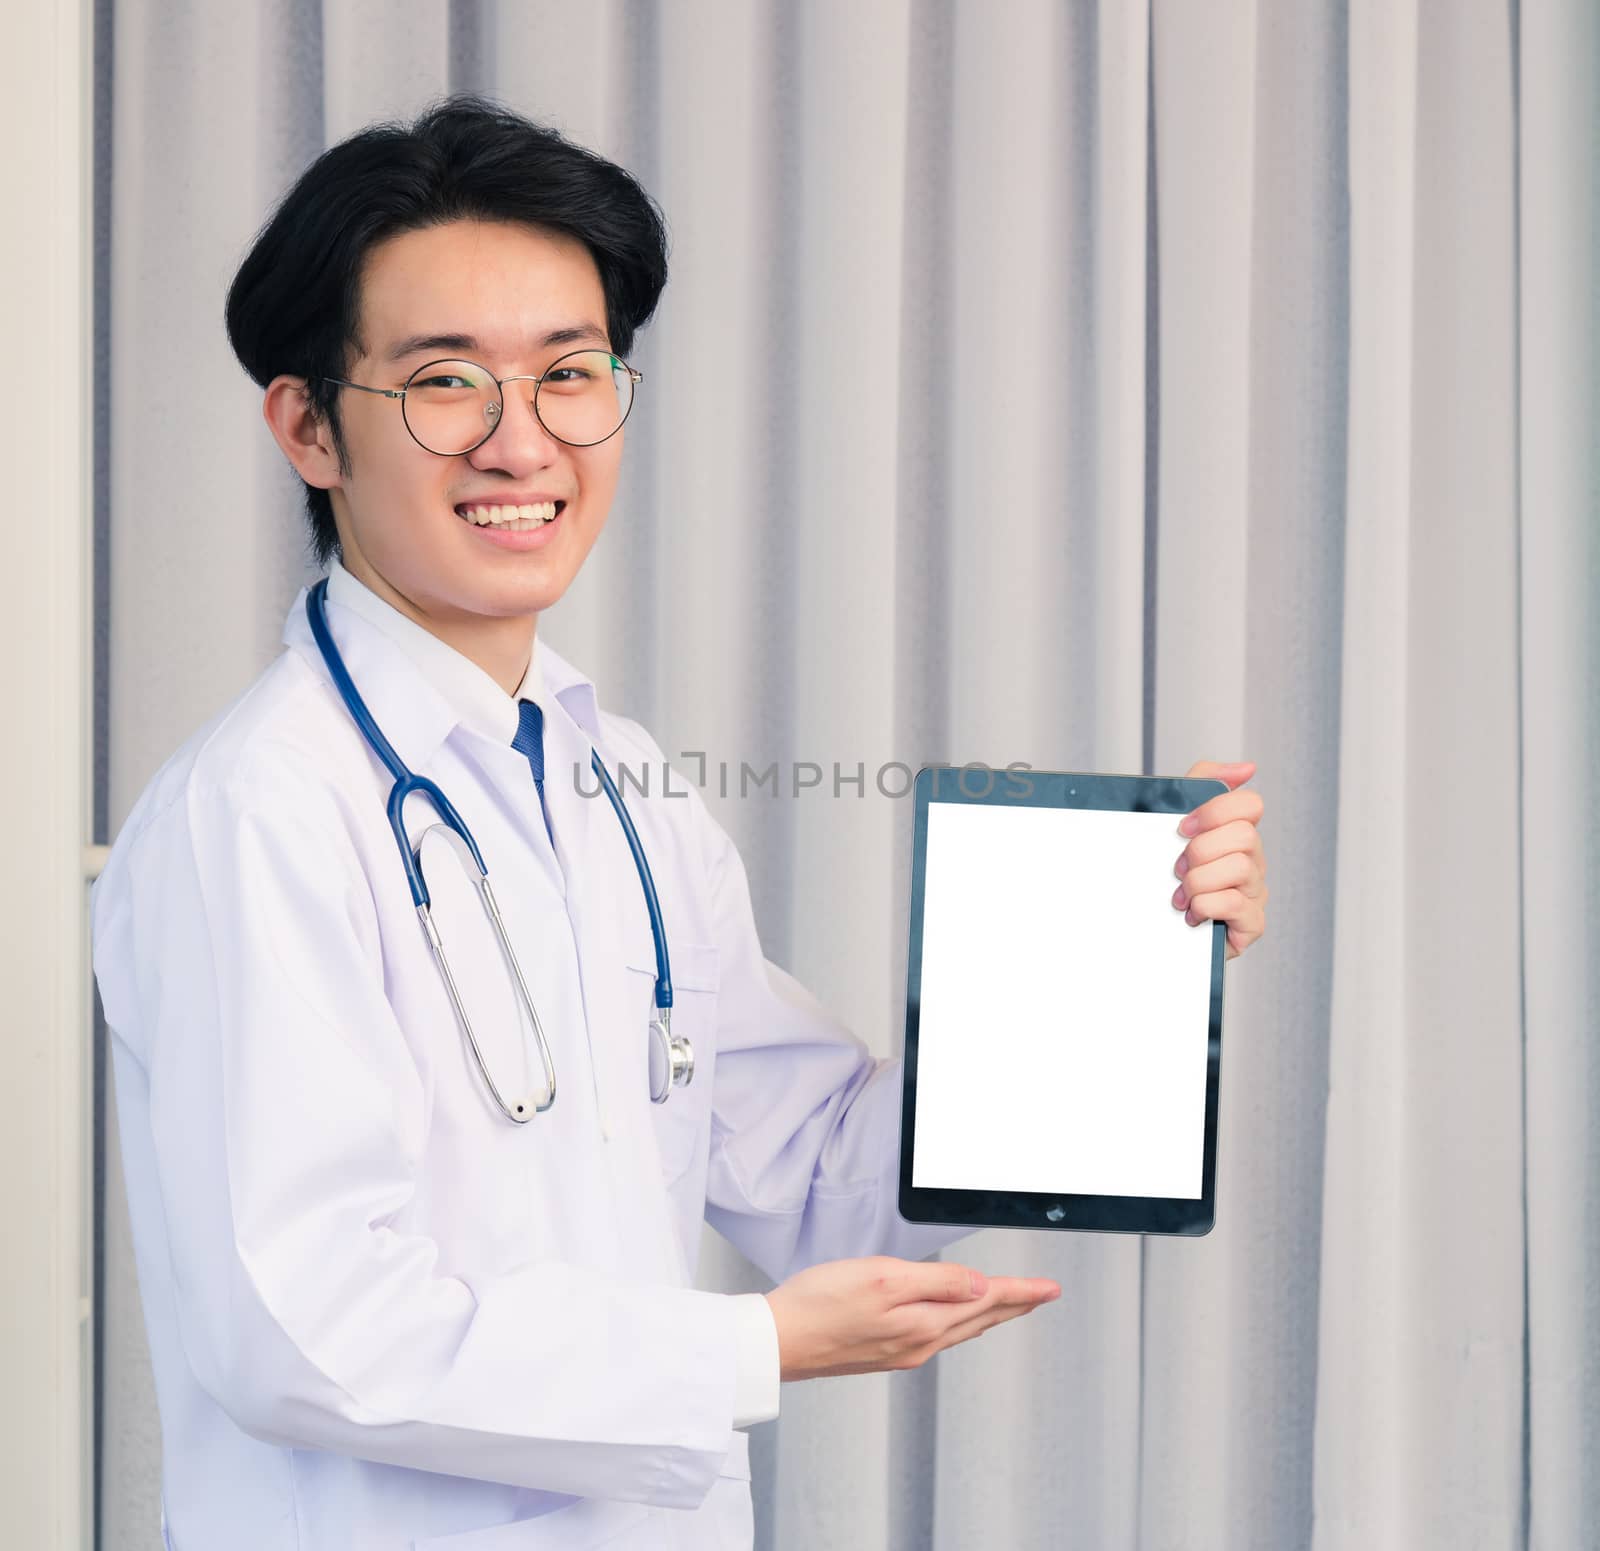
[898,766,1230,1236]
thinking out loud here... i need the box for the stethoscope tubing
[306,577,488,904]
[305,579,686,1120]
[586,754,672,1012]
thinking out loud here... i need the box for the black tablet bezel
[897,764,1228,1237]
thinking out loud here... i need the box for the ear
[263,375,343,492]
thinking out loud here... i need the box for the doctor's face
[325,219,625,627]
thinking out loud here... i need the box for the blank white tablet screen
[911,800,1212,1200]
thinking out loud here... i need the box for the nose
[466,382,562,476]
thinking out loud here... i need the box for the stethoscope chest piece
[648,1009,695,1104]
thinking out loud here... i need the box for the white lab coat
[92,573,965,1550]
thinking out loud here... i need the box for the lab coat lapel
[540,703,634,1145]
[447,732,567,899]
[534,643,641,1104]
[547,718,691,1282]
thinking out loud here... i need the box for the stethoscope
[306,578,693,1124]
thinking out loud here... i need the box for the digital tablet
[897,765,1228,1236]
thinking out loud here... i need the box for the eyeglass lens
[401,350,634,455]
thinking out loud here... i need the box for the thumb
[1185,759,1256,788]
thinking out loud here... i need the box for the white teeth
[459,501,559,526]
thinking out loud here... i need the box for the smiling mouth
[454,500,565,531]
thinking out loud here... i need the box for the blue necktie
[512,699,555,843]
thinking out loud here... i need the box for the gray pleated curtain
[98,2,1599,1547]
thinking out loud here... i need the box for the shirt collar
[325,560,530,743]
[282,560,603,770]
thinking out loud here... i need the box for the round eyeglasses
[322,349,642,456]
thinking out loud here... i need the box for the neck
[340,554,535,696]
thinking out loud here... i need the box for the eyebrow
[383,323,611,364]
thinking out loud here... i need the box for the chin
[463,570,575,619]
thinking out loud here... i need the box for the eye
[414,373,475,391]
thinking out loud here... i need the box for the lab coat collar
[280,562,604,774]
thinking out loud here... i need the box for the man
[92,96,1267,1550]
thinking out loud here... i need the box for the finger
[1182,885,1253,929]
[900,1272,1055,1324]
[1177,825,1260,883]
[1176,817,1265,873]
[892,1281,1060,1368]
[973,1275,1062,1307]
[1178,788,1264,839]
[898,1274,1057,1340]
[889,1261,988,1305]
[938,1292,1058,1351]
[1173,848,1265,905]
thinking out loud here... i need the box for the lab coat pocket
[623,941,720,1186]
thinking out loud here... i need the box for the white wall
[0,1,94,1546]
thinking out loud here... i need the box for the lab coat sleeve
[729,1293,780,1426]
[96,772,746,1507]
[696,811,976,1284]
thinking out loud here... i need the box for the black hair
[225,94,669,565]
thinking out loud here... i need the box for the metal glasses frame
[322,349,644,454]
